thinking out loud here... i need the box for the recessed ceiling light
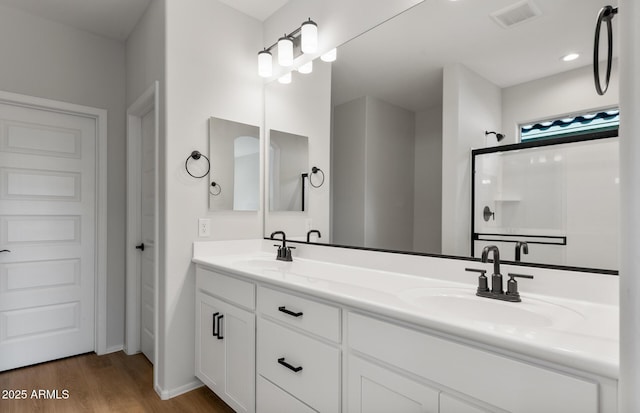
[562,53,580,62]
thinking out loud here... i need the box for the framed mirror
[263,0,620,272]
[208,117,260,211]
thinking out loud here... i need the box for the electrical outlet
[198,218,211,237]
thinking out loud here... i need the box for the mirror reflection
[208,117,260,211]
[265,0,620,271]
[473,135,619,270]
[269,130,309,211]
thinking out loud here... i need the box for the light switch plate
[198,218,211,237]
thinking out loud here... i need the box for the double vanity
[192,239,618,413]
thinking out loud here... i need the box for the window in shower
[520,108,619,142]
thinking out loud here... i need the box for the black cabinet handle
[278,306,303,318]
[216,314,224,340]
[0,249,10,253]
[135,243,145,251]
[277,357,303,373]
[212,312,220,337]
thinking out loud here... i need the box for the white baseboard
[155,379,203,400]
[102,345,124,355]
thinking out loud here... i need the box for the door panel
[0,102,96,371]
[139,108,155,363]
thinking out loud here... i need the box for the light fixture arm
[262,26,303,54]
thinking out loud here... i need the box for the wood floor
[0,351,235,413]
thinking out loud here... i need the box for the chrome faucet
[270,231,294,261]
[467,244,534,302]
[515,241,529,262]
[306,229,321,242]
[481,245,503,293]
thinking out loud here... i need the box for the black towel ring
[309,166,325,188]
[593,5,618,96]
[185,150,210,179]
[209,182,222,196]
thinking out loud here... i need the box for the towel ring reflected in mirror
[185,150,210,178]
[210,182,222,196]
[309,166,325,188]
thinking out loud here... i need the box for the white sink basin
[399,288,584,328]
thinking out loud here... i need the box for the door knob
[135,243,145,252]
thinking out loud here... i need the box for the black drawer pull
[216,314,224,340]
[278,306,303,318]
[277,357,303,373]
[212,312,220,337]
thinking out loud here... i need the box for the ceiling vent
[490,0,542,29]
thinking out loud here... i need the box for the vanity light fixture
[320,48,337,62]
[258,18,320,78]
[278,35,294,66]
[278,72,292,84]
[258,49,273,77]
[298,60,313,74]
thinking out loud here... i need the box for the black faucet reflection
[306,229,322,243]
[515,241,529,262]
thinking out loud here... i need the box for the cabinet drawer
[348,312,597,413]
[196,266,255,310]
[257,318,340,412]
[258,286,340,342]
[257,375,317,413]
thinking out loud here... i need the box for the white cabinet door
[347,355,439,413]
[196,292,255,413]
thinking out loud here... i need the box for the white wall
[332,96,415,250]
[162,0,263,396]
[332,98,366,245]
[0,5,127,351]
[441,63,502,257]
[365,97,415,250]
[414,106,442,253]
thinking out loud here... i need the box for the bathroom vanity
[193,240,618,413]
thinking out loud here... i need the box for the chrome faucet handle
[506,273,534,301]
[465,268,489,293]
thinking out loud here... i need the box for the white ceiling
[332,0,619,112]
[218,0,290,21]
[0,0,152,41]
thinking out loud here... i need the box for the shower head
[485,130,505,142]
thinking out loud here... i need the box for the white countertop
[193,241,619,379]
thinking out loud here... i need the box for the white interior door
[139,108,155,363]
[0,101,96,371]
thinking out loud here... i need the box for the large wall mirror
[264,0,620,272]
[209,117,260,211]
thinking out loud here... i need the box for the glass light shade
[258,50,272,78]
[278,72,292,84]
[278,36,294,67]
[320,48,337,62]
[298,60,313,74]
[301,19,318,53]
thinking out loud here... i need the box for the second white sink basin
[399,288,584,328]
